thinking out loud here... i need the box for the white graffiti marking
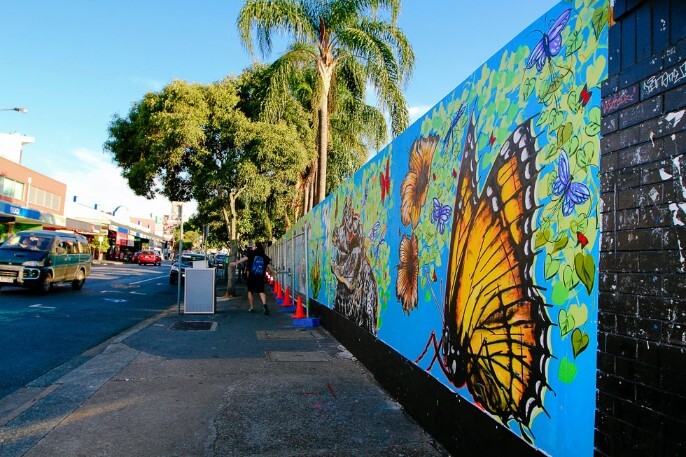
[643,62,686,95]
[666,109,685,129]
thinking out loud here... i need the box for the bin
[184,267,216,314]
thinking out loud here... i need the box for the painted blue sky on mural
[282,1,609,455]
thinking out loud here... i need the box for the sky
[1,0,558,220]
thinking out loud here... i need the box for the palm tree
[237,0,414,203]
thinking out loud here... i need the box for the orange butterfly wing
[443,115,550,429]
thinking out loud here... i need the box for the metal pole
[176,205,183,315]
[304,226,310,318]
[291,231,295,305]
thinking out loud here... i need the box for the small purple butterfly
[526,8,572,72]
[431,198,453,235]
[368,221,380,240]
[552,150,590,217]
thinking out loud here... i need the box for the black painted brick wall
[598,1,686,456]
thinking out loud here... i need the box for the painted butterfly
[526,9,572,72]
[579,83,592,106]
[368,221,381,240]
[416,112,550,437]
[431,197,453,235]
[552,150,591,217]
[380,159,390,202]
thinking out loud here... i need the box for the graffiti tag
[643,61,686,96]
[601,85,638,115]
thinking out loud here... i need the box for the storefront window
[0,177,25,200]
[28,187,61,211]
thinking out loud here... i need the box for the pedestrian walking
[230,242,274,315]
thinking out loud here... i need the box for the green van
[0,230,92,293]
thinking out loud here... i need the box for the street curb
[0,303,177,429]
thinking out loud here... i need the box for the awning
[65,218,106,235]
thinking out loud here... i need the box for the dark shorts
[247,273,265,293]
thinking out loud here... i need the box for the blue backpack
[250,255,265,276]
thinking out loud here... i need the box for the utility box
[184,267,215,314]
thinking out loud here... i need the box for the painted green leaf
[551,281,569,305]
[539,76,563,104]
[585,106,601,137]
[545,254,560,280]
[567,89,581,114]
[586,55,607,88]
[565,30,583,57]
[424,289,432,303]
[575,215,589,234]
[563,265,577,290]
[523,78,536,99]
[557,122,573,147]
[549,108,564,130]
[553,234,569,252]
[545,144,559,160]
[535,227,551,249]
[585,120,600,137]
[558,309,576,336]
[572,328,590,358]
[592,7,608,39]
[576,147,590,169]
[536,109,550,126]
[558,357,578,383]
[574,252,596,294]
[578,140,596,168]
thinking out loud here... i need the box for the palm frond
[237,0,316,58]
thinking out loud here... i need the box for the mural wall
[275,1,608,455]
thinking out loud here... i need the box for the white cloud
[55,147,197,220]
[408,105,431,122]
[129,76,165,92]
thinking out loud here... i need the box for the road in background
[0,262,177,400]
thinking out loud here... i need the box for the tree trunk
[316,60,333,203]
[223,262,236,298]
[316,105,329,203]
[303,173,310,216]
[221,206,232,241]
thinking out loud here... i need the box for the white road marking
[129,276,167,285]
[129,291,146,295]
[28,304,56,309]
[102,298,128,303]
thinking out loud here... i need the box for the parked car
[138,250,162,266]
[0,230,91,293]
[214,254,228,268]
[169,253,206,285]
[131,251,141,263]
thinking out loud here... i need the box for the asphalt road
[0,261,178,400]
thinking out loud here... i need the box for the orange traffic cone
[282,287,292,307]
[275,282,283,299]
[293,295,307,319]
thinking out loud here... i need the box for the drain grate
[170,321,216,331]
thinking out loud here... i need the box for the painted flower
[400,135,439,228]
[396,233,419,314]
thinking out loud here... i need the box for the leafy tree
[105,77,309,244]
[237,0,414,203]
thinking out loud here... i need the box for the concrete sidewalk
[0,283,447,456]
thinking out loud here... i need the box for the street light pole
[0,107,28,113]
[172,202,184,315]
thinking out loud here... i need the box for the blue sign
[0,202,42,221]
